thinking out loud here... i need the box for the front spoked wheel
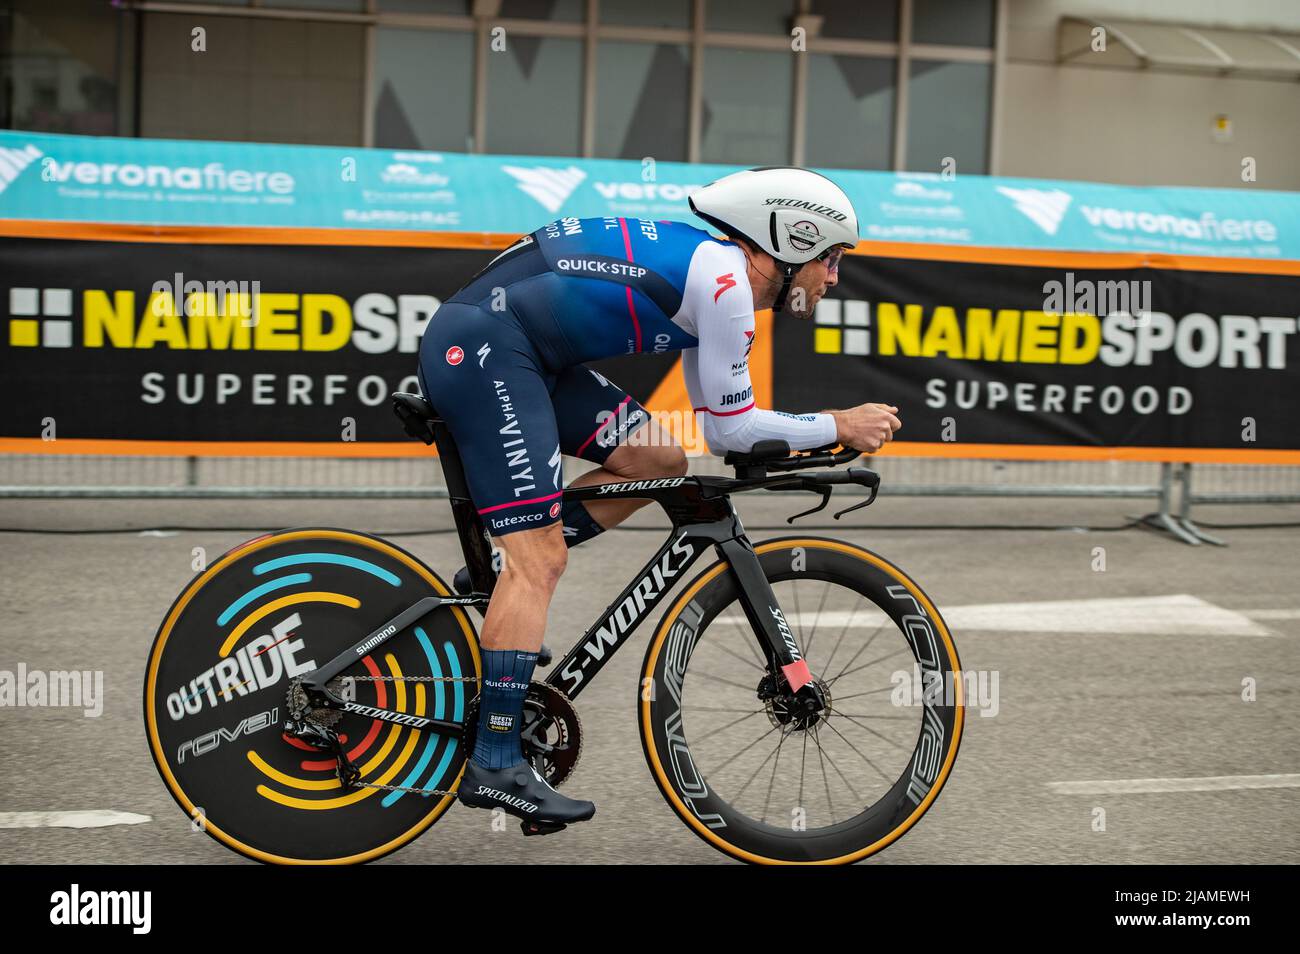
[639,536,963,864]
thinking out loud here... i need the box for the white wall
[995,0,1300,189]
[1006,0,1300,62]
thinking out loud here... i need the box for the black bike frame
[300,413,878,734]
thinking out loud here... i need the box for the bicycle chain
[345,676,478,683]
[312,675,479,796]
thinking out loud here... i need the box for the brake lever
[787,487,832,523]
[832,480,879,520]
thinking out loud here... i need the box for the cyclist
[417,167,902,829]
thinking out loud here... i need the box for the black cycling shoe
[457,759,595,833]
[452,566,552,666]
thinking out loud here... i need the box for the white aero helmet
[688,166,859,311]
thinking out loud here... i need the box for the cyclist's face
[787,252,840,320]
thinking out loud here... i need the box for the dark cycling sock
[472,649,539,769]
[561,499,605,548]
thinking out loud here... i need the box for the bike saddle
[391,391,438,445]
[457,759,594,834]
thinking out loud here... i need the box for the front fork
[715,536,829,714]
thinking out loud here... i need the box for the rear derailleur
[283,678,360,788]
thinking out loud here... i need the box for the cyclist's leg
[552,365,688,540]
[418,308,595,825]
[419,305,569,761]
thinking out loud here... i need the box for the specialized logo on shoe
[549,502,562,518]
[714,272,737,302]
[445,345,464,365]
[487,712,514,733]
[473,785,539,813]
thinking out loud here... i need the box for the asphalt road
[1,493,1297,865]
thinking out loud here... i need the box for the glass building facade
[1,0,997,173]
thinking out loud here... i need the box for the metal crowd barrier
[1,454,1294,546]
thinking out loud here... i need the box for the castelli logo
[445,346,464,365]
[549,502,562,518]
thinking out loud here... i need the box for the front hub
[757,673,830,731]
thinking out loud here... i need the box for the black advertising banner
[0,236,683,448]
[2,233,1298,463]
[0,237,488,444]
[776,252,1300,460]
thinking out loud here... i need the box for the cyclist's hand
[831,403,901,453]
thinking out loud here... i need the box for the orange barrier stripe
[866,442,1300,464]
[0,438,436,458]
[846,240,1300,275]
[4,219,1296,274]
[5,435,1296,465]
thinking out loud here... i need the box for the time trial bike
[143,391,963,864]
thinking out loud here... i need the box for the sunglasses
[817,247,845,273]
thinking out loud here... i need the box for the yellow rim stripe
[218,592,361,658]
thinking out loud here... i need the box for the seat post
[432,420,496,597]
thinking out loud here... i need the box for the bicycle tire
[143,527,480,864]
[639,536,963,864]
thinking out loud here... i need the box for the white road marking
[0,811,151,829]
[1047,774,1300,795]
[1245,609,1300,620]
[720,594,1276,636]
[944,594,1274,636]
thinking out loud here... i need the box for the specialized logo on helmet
[764,198,848,222]
[786,220,821,252]
[445,345,464,365]
[713,272,737,302]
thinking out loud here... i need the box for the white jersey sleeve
[672,241,838,455]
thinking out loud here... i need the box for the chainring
[463,682,583,788]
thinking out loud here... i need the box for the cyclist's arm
[680,244,837,455]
